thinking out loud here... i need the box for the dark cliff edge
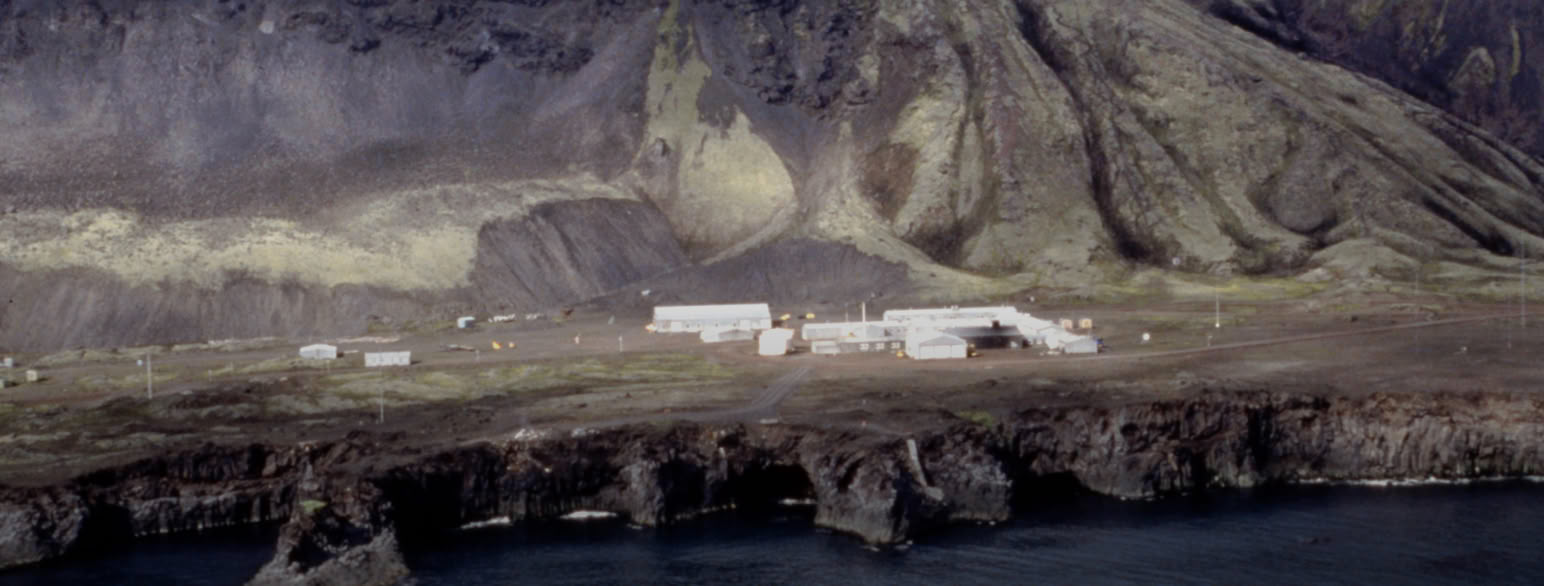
[2,390,1540,584]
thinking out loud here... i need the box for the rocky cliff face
[2,0,1542,350]
[3,391,1540,582]
[1200,0,1544,160]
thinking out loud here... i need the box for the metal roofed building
[801,321,905,341]
[652,304,773,333]
[882,306,1019,324]
[1063,337,1100,354]
[299,344,338,360]
[365,351,411,367]
[904,331,968,360]
[758,328,796,356]
[700,328,755,343]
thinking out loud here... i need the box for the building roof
[906,331,966,346]
[300,343,337,351]
[883,306,1018,322]
[760,328,796,340]
[654,303,771,321]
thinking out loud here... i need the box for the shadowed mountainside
[0,0,1541,349]
[1199,0,1544,159]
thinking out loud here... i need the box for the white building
[883,306,1019,324]
[758,328,795,356]
[1062,337,1100,354]
[299,344,338,360]
[801,321,904,341]
[365,351,411,367]
[700,328,755,343]
[457,316,476,329]
[905,331,968,360]
[652,304,772,333]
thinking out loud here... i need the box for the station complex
[650,304,1100,360]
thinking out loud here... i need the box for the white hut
[299,344,338,360]
[652,304,773,333]
[365,351,411,367]
[904,331,967,360]
[700,328,755,343]
[457,316,476,329]
[1063,337,1100,354]
[758,328,795,356]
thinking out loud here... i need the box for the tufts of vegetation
[955,410,996,428]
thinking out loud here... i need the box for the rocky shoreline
[3,390,1541,584]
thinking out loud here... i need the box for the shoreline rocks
[2,390,1541,582]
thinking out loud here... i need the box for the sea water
[4,483,1541,585]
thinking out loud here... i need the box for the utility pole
[618,335,625,353]
[378,387,385,424]
[145,352,153,400]
[1214,286,1221,329]
[861,302,866,323]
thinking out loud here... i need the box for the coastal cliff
[2,390,1540,583]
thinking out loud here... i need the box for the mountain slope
[0,0,1540,350]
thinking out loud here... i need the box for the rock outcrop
[2,390,1540,579]
[248,480,408,586]
[2,0,1543,350]
[1198,0,1544,160]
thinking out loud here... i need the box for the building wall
[659,318,771,333]
[837,339,903,353]
[365,352,410,367]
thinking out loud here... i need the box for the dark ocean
[4,482,1541,585]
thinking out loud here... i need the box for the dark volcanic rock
[0,489,86,571]
[1200,0,1544,159]
[2,393,1543,580]
[589,238,910,310]
[248,481,408,586]
[468,199,690,312]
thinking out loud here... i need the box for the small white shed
[700,328,755,344]
[457,316,476,329]
[365,351,411,367]
[905,331,967,360]
[1063,337,1100,354]
[299,344,338,360]
[758,328,795,356]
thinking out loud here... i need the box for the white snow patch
[561,510,618,521]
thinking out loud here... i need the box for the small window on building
[891,343,900,349]
[860,343,870,351]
